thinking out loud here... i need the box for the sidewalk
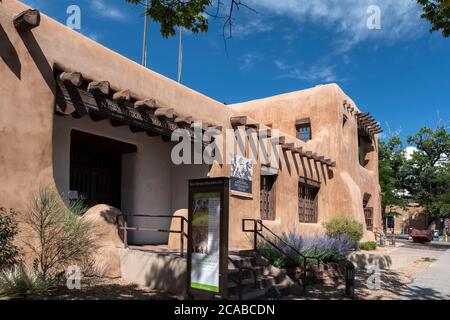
[398,249,450,300]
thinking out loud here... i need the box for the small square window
[296,119,312,142]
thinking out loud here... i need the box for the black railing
[116,214,188,257]
[242,219,322,293]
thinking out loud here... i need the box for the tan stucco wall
[1,0,382,255]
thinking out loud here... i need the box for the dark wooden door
[70,146,122,209]
[260,175,276,220]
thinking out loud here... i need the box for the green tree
[417,0,450,38]
[403,126,450,220]
[125,0,253,38]
[379,135,408,217]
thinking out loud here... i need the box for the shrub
[257,229,356,269]
[359,241,377,251]
[0,208,21,270]
[67,195,89,216]
[323,217,364,243]
[257,242,300,269]
[0,265,54,300]
[24,187,99,280]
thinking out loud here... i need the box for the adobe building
[1,0,382,262]
[385,204,430,235]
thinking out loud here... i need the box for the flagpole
[177,26,183,83]
[142,0,149,67]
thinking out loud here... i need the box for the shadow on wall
[0,24,21,79]
[348,251,393,270]
[120,249,187,297]
[18,29,55,93]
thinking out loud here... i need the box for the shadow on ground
[50,277,179,300]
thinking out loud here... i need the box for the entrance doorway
[70,130,137,210]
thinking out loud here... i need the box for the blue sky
[22,0,450,142]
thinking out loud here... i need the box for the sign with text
[230,155,253,197]
[188,178,229,299]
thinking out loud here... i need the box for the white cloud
[90,0,128,21]
[232,18,273,38]
[405,146,419,160]
[274,59,337,82]
[240,53,263,70]
[246,0,424,51]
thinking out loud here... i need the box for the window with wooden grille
[386,216,395,229]
[298,183,319,223]
[260,175,277,220]
[364,207,374,231]
[296,119,312,142]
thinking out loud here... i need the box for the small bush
[0,208,21,270]
[323,217,364,243]
[25,187,99,280]
[359,241,377,251]
[0,265,54,300]
[257,229,356,269]
[67,195,89,216]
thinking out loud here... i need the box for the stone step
[228,275,276,290]
[228,255,256,268]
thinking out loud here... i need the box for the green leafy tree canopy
[418,0,450,38]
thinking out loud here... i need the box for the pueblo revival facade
[0,0,382,254]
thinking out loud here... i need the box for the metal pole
[253,220,258,251]
[142,0,149,67]
[177,26,183,83]
[180,217,184,258]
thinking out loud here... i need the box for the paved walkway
[398,249,450,300]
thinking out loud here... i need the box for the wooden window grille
[260,175,276,220]
[364,207,374,231]
[298,183,319,223]
[296,119,312,142]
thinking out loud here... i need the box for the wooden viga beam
[230,116,247,127]
[155,108,176,119]
[357,112,370,120]
[175,116,193,125]
[271,136,286,145]
[191,121,210,131]
[113,90,131,102]
[292,147,303,155]
[14,9,40,32]
[367,124,382,133]
[359,118,376,128]
[304,151,314,159]
[134,99,156,111]
[281,143,295,151]
[88,81,111,96]
[59,72,83,87]
[258,128,272,138]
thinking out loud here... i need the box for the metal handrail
[227,257,258,300]
[116,214,189,257]
[242,219,323,293]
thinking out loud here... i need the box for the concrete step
[228,275,276,290]
[228,255,256,268]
